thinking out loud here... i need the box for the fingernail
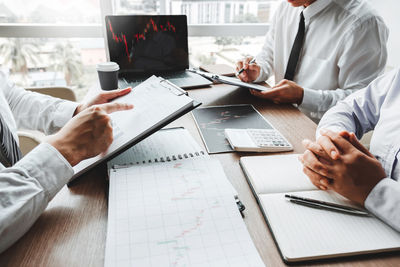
[320,179,328,186]
[319,185,327,190]
[331,150,337,158]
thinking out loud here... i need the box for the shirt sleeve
[316,68,397,140]
[0,142,74,253]
[253,3,281,83]
[301,16,388,115]
[2,74,79,135]
[365,178,400,232]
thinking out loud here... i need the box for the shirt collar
[301,0,332,22]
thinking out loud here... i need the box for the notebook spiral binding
[112,150,206,170]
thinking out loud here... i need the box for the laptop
[105,15,212,89]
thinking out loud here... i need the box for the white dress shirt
[317,68,400,232]
[255,0,388,121]
[0,70,78,253]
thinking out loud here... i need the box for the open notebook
[240,154,400,262]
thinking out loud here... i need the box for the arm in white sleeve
[365,178,400,232]
[0,143,74,253]
[1,72,79,135]
[253,5,278,83]
[316,68,398,139]
[301,16,388,115]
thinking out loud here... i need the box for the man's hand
[236,57,261,83]
[46,102,133,166]
[299,129,386,205]
[74,88,132,115]
[249,79,304,105]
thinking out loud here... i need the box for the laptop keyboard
[161,71,191,80]
[120,72,191,88]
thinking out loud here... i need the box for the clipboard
[68,76,201,185]
[189,69,271,91]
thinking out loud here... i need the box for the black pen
[285,194,369,216]
[236,58,256,76]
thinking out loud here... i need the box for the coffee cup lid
[96,62,119,72]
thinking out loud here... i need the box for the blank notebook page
[240,154,317,194]
[105,158,264,267]
[260,190,400,261]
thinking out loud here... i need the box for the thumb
[100,102,134,114]
[273,79,287,88]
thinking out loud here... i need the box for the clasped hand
[299,129,386,205]
[46,88,133,166]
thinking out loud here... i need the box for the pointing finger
[100,87,132,101]
[100,102,134,114]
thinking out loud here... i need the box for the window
[0,0,276,99]
[168,0,279,24]
[0,38,105,100]
[114,0,280,24]
[114,0,160,15]
[0,0,101,24]
[189,36,265,67]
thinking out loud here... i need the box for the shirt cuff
[299,87,323,111]
[53,101,79,128]
[253,59,269,83]
[364,178,400,232]
[14,142,74,200]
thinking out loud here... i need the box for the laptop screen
[106,15,189,75]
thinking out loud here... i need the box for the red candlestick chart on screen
[107,18,177,63]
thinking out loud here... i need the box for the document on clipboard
[70,75,201,182]
[189,69,270,91]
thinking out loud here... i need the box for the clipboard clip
[159,78,188,96]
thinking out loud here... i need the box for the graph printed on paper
[105,158,264,267]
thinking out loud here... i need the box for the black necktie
[284,11,305,81]
[0,114,22,167]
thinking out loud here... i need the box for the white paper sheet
[105,158,264,267]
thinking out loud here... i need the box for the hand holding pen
[236,57,260,83]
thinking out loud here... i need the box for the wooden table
[1,84,399,266]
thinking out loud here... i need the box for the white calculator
[224,128,293,152]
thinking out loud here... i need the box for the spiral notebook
[107,127,207,168]
[107,127,241,210]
